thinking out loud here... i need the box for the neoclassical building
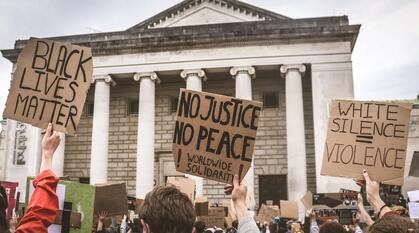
[1,0,367,211]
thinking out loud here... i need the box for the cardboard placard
[173,89,262,184]
[166,176,196,201]
[280,200,299,219]
[409,151,419,177]
[257,204,280,223]
[312,193,343,208]
[301,191,313,210]
[4,37,93,135]
[198,207,225,228]
[94,183,128,217]
[26,177,95,233]
[321,100,412,185]
[54,210,82,228]
[26,178,128,232]
[195,196,209,216]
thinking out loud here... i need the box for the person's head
[368,215,418,233]
[139,186,196,233]
[319,221,346,233]
[195,220,206,233]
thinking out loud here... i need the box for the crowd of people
[0,124,418,233]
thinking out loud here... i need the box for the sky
[1,0,419,120]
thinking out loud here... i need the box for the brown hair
[368,215,418,233]
[319,221,346,233]
[139,186,196,233]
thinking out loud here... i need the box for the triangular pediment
[128,0,291,31]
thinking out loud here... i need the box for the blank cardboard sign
[94,183,128,217]
[166,176,196,201]
[198,207,225,228]
[257,204,280,223]
[280,200,299,219]
[3,37,93,135]
[172,89,262,184]
[300,191,313,209]
[321,100,412,185]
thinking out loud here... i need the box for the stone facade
[2,0,361,205]
[64,69,316,205]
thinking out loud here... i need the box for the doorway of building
[258,175,287,208]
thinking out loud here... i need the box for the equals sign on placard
[355,135,373,144]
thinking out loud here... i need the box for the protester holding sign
[138,174,259,233]
[355,169,419,233]
[15,123,61,233]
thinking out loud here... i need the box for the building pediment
[127,0,290,30]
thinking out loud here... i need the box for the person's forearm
[40,153,53,174]
[235,201,248,221]
[235,200,259,233]
[16,170,59,233]
[368,195,391,218]
[97,221,104,231]
[358,204,374,226]
[368,195,385,212]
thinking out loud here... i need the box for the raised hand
[40,123,61,173]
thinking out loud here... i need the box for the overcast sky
[1,0,419,120]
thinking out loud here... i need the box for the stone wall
[64,69,316,201]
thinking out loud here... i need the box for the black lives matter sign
[321,100,412,185]
[173,89,262,184]
[4,38,93,135]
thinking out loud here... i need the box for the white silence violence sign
[321,100,412,185]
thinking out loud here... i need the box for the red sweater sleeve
[16,169,59,233]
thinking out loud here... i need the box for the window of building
[171,96,179,113]
[128,100,139,115]
[258,175,287,207]
[263,92,279,108]
[79,177,90,184]
[86,102,94,117]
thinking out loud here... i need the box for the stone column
[134,72,160,199]
[230,66,255,207]
[26,126,42,177]
[280,64,307,220]
[90,75,115,185]
[180,69,207,196]
[52,133,65,177]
